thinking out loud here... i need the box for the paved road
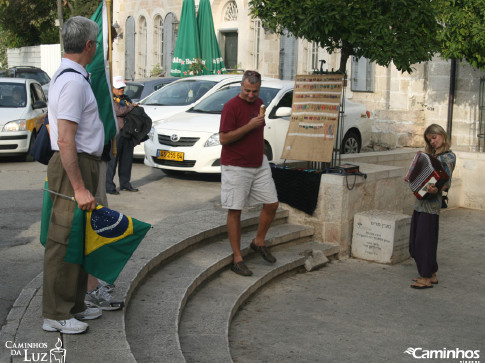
[0,158,221,329]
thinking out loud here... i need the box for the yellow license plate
[157,150,184,161]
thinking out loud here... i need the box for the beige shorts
[221,155,278,210]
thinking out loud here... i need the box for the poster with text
[281,74,344,162]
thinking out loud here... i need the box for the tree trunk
[339,49,350,74]
[339,41,355,74]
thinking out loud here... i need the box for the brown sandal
[412,276,438,284]
[410,281,433,289]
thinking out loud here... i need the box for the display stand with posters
[272,72,350,215]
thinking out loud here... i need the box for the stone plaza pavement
[1,207,484,363]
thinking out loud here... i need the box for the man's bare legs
[253,202,279,246]
[227,209,243,263]
[227,201,279,263]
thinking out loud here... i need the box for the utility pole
[56,0,64,53]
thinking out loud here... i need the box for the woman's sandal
[410,281,433,289]
[412,277,438,284]
[411,278,434,289]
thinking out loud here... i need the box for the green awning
[197,0,226,75]
[170,0,202,77]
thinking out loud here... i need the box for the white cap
[113,75,126,89]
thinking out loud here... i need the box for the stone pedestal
[352,210,411,264]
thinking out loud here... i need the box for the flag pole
[105,0,117,157]
[106,0,113,82]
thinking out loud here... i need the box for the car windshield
[16,71,50,85]
[0,82,27,108]
[125,83,143,100]
[189,85,280,114]
[140,80,217,106]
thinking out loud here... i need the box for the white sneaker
[74,307,102,320]
[98,280,115,293]
[85,285,123,311]
[43,318,88,334]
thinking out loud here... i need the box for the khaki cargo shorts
[221,155,278,210]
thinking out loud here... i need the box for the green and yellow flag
[41,184,151,284]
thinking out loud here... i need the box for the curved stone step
[178,242,339,363]
[125,223,314,362]
[2,207,290,363]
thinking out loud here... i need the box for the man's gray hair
[242,70,261,85]
[62,16,99,54]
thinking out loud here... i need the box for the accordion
[404,151,449,200]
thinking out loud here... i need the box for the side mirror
[275,107,292,118]
[33,100,47,109]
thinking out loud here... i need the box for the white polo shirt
[48,58,104,156]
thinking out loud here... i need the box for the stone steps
[125,223,315,362]
[2,206,341,363]
[1,207,287,363]
[179,241,339,363]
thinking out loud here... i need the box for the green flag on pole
[86,0,118,144]
[197,0,226,75]
[170,0,202,77]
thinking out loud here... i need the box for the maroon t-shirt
[219,95,264,167]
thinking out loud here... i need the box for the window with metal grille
[351,56,374,92]
[154,15,164,69]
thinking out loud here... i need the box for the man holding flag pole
[42,15,106,334]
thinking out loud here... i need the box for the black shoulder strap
[55,68,90,83]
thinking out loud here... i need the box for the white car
[134,74,243,158]
[0,78,48,161]
[144,80,373,174]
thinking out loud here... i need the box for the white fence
[7,44,61,78]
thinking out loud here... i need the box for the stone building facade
[112,0,485,152]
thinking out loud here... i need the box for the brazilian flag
[40,183,151,284]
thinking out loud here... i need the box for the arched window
[154,15,164,71]
[138,17,148,78]
[224,1,238,22]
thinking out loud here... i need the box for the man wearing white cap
[106,76,139,194]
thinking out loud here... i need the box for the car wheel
[161,168,185,176]
[341,130,361,154]
[24,132,36,162]
[264,142,273,161]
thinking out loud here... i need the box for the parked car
[0,78,48,161]
[3,66,51,99]
[124,77,178,103]
[134,74,243,158]
[143,79,372,174]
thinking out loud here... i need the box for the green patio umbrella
[170,0,202,77]
[197,0,226,75]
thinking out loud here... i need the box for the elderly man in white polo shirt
[42,16,105,335]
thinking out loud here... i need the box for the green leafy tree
[249,0,442,74]
[71,0,102,18]
[0,28,8,69]
[0,0,58,47]
[0,0,105,48]
[438,0,485,70]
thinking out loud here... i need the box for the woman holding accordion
[409,124,456,289]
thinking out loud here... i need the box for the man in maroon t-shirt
[219,70,279,276]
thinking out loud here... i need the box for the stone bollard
[352,210,411,264]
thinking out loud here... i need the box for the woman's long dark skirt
[409,210,440,278]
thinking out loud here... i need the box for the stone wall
[279,149,484,257]
[452,151,485,210]
[281,150,417,256]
